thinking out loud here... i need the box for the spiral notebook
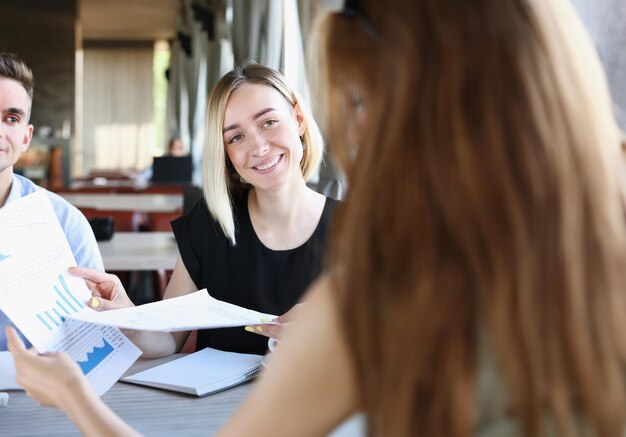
[121,347,263,397]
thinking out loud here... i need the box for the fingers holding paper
[246,303,305,340]
[69,267,134,311]
[6,326,88,410]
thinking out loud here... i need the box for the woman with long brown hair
[223,0,626,435]
[8,0,626,435]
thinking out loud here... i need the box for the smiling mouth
[253,155,282,171]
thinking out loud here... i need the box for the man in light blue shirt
[0,53,103,350]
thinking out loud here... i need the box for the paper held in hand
[0,191,142,396]
[68,290,277,331]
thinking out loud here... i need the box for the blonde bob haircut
[203,62,324,245]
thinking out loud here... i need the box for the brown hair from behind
[315,0,626,436]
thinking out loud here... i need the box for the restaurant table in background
[59,193,183,213]
[63,178,196,194]
[97,232,178,271]
[0,355,365,436]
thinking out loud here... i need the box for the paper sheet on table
[0,191,141,396]
[69,289,277,331]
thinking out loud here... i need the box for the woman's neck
[248,180,325,250]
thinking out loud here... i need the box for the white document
[0,191,141,395]
[122,347,263,396]
[69,289,277,331]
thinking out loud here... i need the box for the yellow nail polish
[244,326,254,333]
[89,297,100,309]
[256,326,264,333]
[259,318,271,323]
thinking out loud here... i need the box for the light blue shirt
[0,174,104,350]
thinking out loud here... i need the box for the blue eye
[263,119,278,127]
[229,134,243,144]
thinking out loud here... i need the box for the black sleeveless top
[171,190,336,355]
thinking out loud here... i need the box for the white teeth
[255,155,280,171]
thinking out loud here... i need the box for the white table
[98,232,178,271]
[60,193,183,213]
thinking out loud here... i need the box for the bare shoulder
[301,274,339,320]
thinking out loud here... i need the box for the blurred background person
[136,135,189,183]
[166,136,188,157]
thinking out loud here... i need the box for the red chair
[80,208,148,232]
[147,211,180,233]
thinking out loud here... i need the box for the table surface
[60,193,183,213]
[0,355,250,436]
[0,355,365,436]
[98,232,179,271]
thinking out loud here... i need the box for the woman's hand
[69,267,134,311]
[245,303,304,340]
[8,327,143,436]
[7,326,89,410]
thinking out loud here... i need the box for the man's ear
[293,104,307,137]
[21,124,33,152]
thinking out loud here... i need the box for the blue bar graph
[36,314,52,331]
[56,300,70,315]
[54,285,76,312]
[52,308,66,322]
[59,275,83,309]
[37,275,84,332]
[77,339,114,374]
[45,311,59,327]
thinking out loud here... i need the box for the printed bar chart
[78,338,114,374]
[36,274,84,331]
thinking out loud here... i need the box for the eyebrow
[3,107,27,116]
[223,107,277,134]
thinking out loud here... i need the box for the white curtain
[283,0,310,102]
[231,0,283,69]
[167,0,233,185]
[83,47,155,173]
[231,0,308,101]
